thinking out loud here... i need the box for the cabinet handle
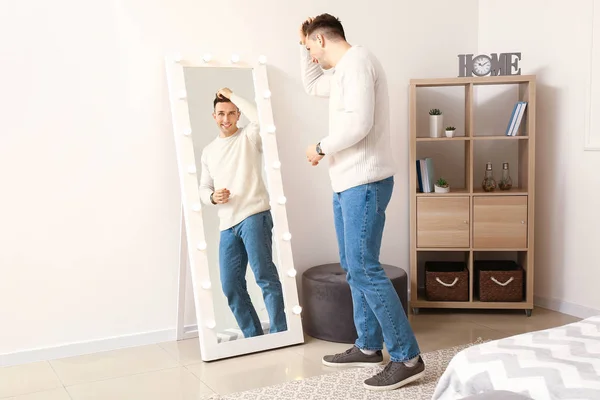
[521,221,525,224]
[463,220,468,224]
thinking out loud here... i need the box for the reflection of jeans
[219,210,287,337]
[333,176,420,362]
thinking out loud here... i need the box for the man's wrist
[210,193,216,205]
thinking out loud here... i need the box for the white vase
[430,115,443,138]
[434,185,450,193]
[445,130,455,138]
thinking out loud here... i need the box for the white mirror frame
[164,53,304,361]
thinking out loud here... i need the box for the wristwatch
[210,193,216,205]
[316,142,325,156]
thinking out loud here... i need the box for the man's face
[306,36,331,70]
[213,102,240,136]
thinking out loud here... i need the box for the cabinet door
[417,197,470,248]
[473,196,527,248]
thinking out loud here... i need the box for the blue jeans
[333,176,420,362]
[219,210,287,337]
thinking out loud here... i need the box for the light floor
[1,307,580,399]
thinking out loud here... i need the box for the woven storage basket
[475,260,524,302]
[425,261,469,302]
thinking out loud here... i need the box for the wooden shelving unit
[409,75,536,316]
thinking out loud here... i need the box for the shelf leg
[525,309,532,317]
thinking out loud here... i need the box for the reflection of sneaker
[322,346,383,368]
[363,356,425,391]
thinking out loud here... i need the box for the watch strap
[316,142,325,156]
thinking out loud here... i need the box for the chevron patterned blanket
[431,316,600,400]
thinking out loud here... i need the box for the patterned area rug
[208,339,486,400]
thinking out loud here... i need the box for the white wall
[0,0,478,365]
[478,0,600,317]
[0,1,183,362]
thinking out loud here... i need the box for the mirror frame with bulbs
[164,52,304,361]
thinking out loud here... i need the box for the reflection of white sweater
[300,45,396,193]
[199,94,270,231]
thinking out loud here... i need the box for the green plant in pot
[445,126,456,138]
[434,177,450,193]
[429,108,443,138]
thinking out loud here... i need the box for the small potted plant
[429,108,443,138]
[445,126,456,138]
[434,177,450,193]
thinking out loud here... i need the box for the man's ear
[317,33,325,47]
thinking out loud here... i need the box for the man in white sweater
[299,14,424,391]
[198,88,287,338]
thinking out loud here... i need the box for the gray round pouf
[301,263,408,344]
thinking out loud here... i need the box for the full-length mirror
[165,54,303,361]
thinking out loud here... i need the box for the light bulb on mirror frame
[292,305,302,315]
[263,90,272,99]
[206,320,216,329]
[278,196,287,205]
[197,241,207,251]
[201,281,212,290]
[266,125,276,134]
[202,53,212,63]
[173,53,182,63]
[272,160,281,169]
[178,90,187,100]
[187,165,196,174]
[230,53,240,63]
[282,232,292,241]
[258,55,267,64]
[192,203,201,212]
[182,128,192,136]
[287,269,297,278]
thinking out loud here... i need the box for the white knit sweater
[198,94,270,231]
[300,45,396,192]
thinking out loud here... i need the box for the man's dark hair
[302,13,346,42]
[214,94,233,110]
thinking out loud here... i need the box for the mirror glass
[182,66,287,343]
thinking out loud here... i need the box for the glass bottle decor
[499,162,513,190]
[481,162,497,192]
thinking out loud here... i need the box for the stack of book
[417,157,435,193]
[505,101,527,136]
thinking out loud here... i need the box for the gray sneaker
[363,356,425,391]
[322,345,383,368]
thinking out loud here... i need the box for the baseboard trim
[534,295,600,319]
[183,324,199,340]
[0,329,176,368]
